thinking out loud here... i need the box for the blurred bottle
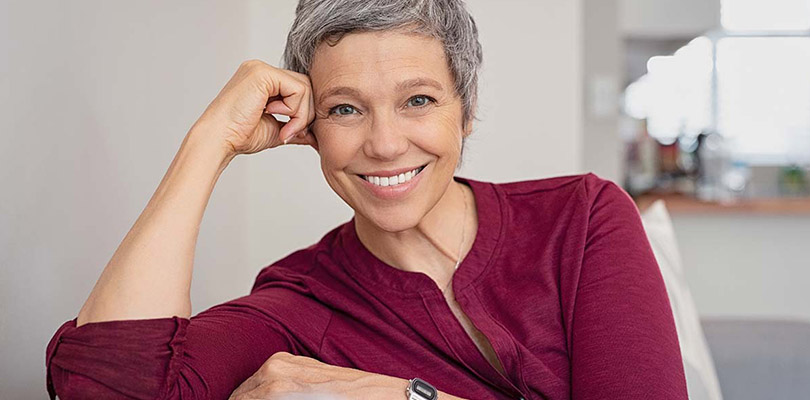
[695,131,751,203]
[722,160,751,201]
[696,131,729,202]
[624,119,659,196]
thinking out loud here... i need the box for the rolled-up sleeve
[45,290,301,400]
[569,176,688,399]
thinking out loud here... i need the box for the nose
[362,111,409,161]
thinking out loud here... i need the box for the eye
[407,95,435,107]
[329,104,358,116]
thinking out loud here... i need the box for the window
[624,0,810,165]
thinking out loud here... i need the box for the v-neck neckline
[334,176,526,398]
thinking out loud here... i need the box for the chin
[360,205,424,233]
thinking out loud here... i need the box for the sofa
[701,318,810,399]
[639,200,810,400]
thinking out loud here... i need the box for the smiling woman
[44,1,688,399]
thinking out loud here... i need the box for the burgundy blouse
[45,173,688,399]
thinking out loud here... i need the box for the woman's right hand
[194,59,318,157]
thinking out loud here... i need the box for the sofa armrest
[700,318,810,400]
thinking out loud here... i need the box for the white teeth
[364,166,424,187]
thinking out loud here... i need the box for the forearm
[77,123,235,326]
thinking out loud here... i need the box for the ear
[462,118,474,139]
[306,124,320,153]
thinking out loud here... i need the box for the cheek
[408,112,464,155]
[313,124,362,171]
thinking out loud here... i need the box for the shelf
[634,193,810,215]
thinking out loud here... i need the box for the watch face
[411,378,437,400]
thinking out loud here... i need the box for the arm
[47,290,299,399]
[76,124,234,325]
[569,177,688,399]
[47,60,320,399]
[75,58,316,326]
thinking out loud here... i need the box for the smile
[356,163,429,200]
[359,165,427,187]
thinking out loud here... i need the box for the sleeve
[569,175,688,399]
[45,288,306,400]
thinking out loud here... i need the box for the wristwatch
[406,377,438,400]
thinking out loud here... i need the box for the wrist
[185,121,237,175]
[407,377,439,400]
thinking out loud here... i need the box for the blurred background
[1,0,808,398]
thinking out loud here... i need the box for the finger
[306,86,316,126]
[254,113,284,149]
[264,95,291,115]
[279,120,306,145]
[280,107,310,144]
[265,101,293,116]
[276,79,306,121]
[284,71,315,123]
[287,128,318,150]
[279,69,316,133]
[291,73,316,128]
[280,112,310,144]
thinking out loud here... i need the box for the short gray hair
[282,0,483,126]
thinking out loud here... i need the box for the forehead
[309,30,453,97]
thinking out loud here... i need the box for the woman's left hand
[229,351,455,399]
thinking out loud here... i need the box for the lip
[356,163,428,201]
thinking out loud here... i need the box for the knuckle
[260,352,289,374]
[242,60,276,78]
[270,351,292,360]
[240,59,263,69]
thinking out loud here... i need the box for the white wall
[462,0,585,182]
[2,0,590,398]
[620,0,721,38]
[582,0,623,183]
[1,1,253,397]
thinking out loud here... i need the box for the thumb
[284,126,319,151]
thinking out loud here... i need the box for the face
[309,29,472,233]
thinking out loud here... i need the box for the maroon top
[45,173,688,399]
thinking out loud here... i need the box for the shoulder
[250,222,346,293]
[479,172,631,215]
[233,226,344,342]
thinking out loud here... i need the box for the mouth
[357,163,428,187]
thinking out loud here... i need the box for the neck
[354,179,477,287]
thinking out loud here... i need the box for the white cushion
[640,200,724,400]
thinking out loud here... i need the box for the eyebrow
[396,77,444,92]
[318,77,445,104]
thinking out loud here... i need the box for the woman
[45,0,688,399]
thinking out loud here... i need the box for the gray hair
[282,0,483,129]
